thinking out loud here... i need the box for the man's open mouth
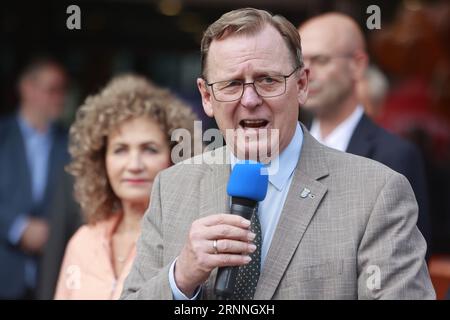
[239,119,269,129]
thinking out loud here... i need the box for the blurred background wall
[0,0,413,126]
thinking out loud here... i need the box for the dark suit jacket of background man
[301,111,431,255]
[0,115,70,298]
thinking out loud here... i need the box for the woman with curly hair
[54,74,197,299]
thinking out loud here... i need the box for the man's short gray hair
[200,8,303,78]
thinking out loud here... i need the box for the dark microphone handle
[214,202,257,299]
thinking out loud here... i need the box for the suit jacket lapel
[11,118,33,205]
[200,147,231,298]
[199,147,231,219]
[41,128,68,212]
[254,126,329,299]
[346,114,374,158]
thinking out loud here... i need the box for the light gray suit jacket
[121,124,435,299]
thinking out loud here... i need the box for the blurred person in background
[54,74,197,299]
[298,13,431,254]
[0,57,70,299]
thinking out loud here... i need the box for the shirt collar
[230,122,303,191]
[310,105,364,152]
[17,112,54,138]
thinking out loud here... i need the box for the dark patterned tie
[231,212,262,300]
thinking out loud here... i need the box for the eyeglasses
[205,66,300,102]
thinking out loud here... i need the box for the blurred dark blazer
[0,115,70,298]
[301,111,431,255]
[37,172,82,300]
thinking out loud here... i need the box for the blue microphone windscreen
[227,161,269,201]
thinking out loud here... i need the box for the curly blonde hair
[67,74,198,224]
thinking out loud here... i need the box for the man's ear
[350,51,368,81]
[197,78,214,118]
[297,68,309,105]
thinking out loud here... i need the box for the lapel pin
[300,188,311,198]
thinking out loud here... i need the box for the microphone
[214,161,268,299]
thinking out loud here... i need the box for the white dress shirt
[310,105,364,152]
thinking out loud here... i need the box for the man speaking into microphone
[121,8,435,300]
